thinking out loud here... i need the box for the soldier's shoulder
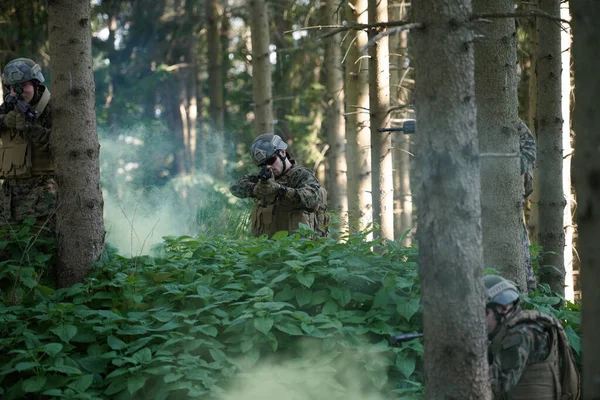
[289,165,316,178]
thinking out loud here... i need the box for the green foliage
[0,232,424,399]
[0,219,55,304]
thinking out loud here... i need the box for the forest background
[1,0,598,399]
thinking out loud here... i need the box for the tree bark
[344,0,372,234]
[324,0,348,233]
[368,0,393,240]
[559,2,575,302]
[249,0,274,135]
[537,0,565,297]
[48,0,105,288]
[412,0,490,397]
[474,0,526,290]
[570,0,600,396]
[390,0,413,245]
[206,0,224,178]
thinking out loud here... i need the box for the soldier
[485,274,580,399]
[518,120,537,293]
[0,58,56,232]
[229,133,328,237]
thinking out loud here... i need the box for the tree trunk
[537,0,565,297]
[324,0,348,233]
[368,0,393,240]
[560,2,575,302]
[48,0,105,288]
[344,0,371,234]
[249,0,274,135]
[390,0,413,245]
[571,1,600,396]
[412,0,490,397]
[206,0,224,178]
[474,0,526,290]
[527,3,540,246]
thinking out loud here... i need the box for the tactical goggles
[259,152,279,167]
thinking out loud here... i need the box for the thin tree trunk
[390,0,413,245]
[412,0,490,396]
[571,1,600,396]
[560,2,575,302]
[527,2,540,245]
[537,0,565,297]
[344,0,371,234]
[368,0,393,240]
[249,0,274,135]
[206,0,224,178]
[48,0,105,288]
[325,0,348,234]
[474,0,526,290]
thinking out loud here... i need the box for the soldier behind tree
[229,133,328,237]
[485,274,580,399]
[518,120,537,293]
[0,58,56,232]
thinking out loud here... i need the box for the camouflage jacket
[0,85,53,152]
[518,120,536,176]
[229,162,321,211]
[488,310,553,399]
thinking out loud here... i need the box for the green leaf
[128,375,148,394]
[22,375,47,393]
[271,272,290,284]
[295,289,312,307]
[310,290,329,305]
[51,324,78,344]
[132,348,152,364]
[15,361,40,371]
[396,354,417,378]
[108,335,128,350]
[69,374,94,392]
[397,298,420,322]
[196,325,218,337]
[144,365,172,375]
[322,301,338,314]
[297,273,315,288]
[275,323,303,336]
[43,343,64,357]
[164,373,184,383]
[77,356,108,373]
[209,348,229,364]
[271,231,289,240]
[254,317,274,335]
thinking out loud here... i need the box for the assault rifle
[258,165,272,208]
[390,332,423,345]
[377,119,416,134]
[6,88,37,121]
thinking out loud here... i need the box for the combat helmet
[484,275,519,307]
[250,133,288,166]
[2,58,45,86]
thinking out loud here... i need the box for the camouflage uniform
[0,83,56,230]
[488,306,552,398]
[518,120,537,293]
[230,162,325,237]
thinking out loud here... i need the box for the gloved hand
[2,110,18,129]
[524,172,533,198]
[253,178,280,197]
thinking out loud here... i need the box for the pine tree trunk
[527,3,540,245]
[324,0,348,232]
[344,0,371,233]
[368,0,393,240]
[206,0,224,178]
[48,0,105,288]
[559,3,575,302]
[390,0,413,245]
[537,0,565,297]
[249,0,274,135]
[571,1,600,396]
[412,0,490,397]
[474,0,526,290]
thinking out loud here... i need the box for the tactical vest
[0,88,53,180]
[490,310,580,400]
[251,165,328,237]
